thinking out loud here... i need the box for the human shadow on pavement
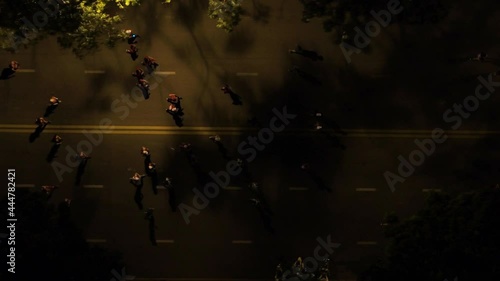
[319,130,346,150]
[224,26,255,54]
[229,91,243,105]
[174,0,208,30]
[248,184,273,216]
[46,144,60,162]
[139,86,150,100]
[257,207,275,234]
[247,117,263,128]
[44,105,58,117]
[288,66,322,85]
[314,112,348,136]
[304,169,332,192]
[181,148,210,186]
[150,173,159,195]
[75,160,89,186]
[134,187,144,210]
[0,68,15,79]
[289,45,324,61]
[29,126,45,143]
[148,216,157,246]
[167,186,177,212]
[215,142,231,160]
[221,84,243,105]
[168,113,183,127]
[236,160,253,183]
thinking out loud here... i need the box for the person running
[142,56,159,72]
[178,143,193,153]
[130,172,146,188]
[470,51,487,62]
[132,68,145,80]
[167,94,182,106]
[49,96,61,106]
[41,185,58,198]
[64,198,71,206]
[146,162,157,175]
[9,61,19,71]
[137,79,149,90]
[51,134,63,145]
[78,151,91,160]
[141,146,150,157]
[126,44,139,60]
[163,177,173,189]
[289,45,323,61]
[35,117,50,128]
[166,104,182,116]
[221,84,234,95]
[125,29,140,44]
[209,135,221,143]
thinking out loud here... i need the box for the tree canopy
[0,189,124,281]
[208,0,243,33]
[360,187,500,281]
[0,0,173,57]
[0,0,245,57]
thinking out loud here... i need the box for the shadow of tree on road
[174,0,209,30]
[224,26,255,54]
[248,0,271,24]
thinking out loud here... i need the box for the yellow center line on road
[86,239,106,243]
[1,124,500,138]
[232,240,253,244]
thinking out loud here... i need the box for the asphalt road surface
[2,0,500,280]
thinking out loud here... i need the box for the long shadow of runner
[134,187,144,210]
[183,150,210,185]
[319,130,346,150]
[170,114,183,127]
[306,170,332,192]
[75,160,89,186]
[29,126,45,143]
[0,68,15,80]
[249,185,273,216]
[148,216,157,246]
[44,105,58,117]
[167,186,177,212]
[150,173,159,195]
[192,163,210,186]
[258,207,275,234]
[321,117,348,136]
[229,91,243,105]
[46,144,60,162]
[216,142,232,160]
[289,66,322,85]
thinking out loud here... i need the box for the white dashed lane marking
[232,240,253,244]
